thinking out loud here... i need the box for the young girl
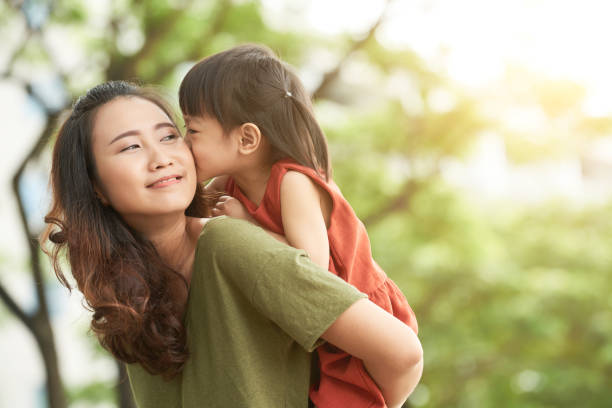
[180,44,420,408]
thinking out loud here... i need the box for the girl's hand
[212,195,253,222]
[212,196,289,244]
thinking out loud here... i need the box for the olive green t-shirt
[127,216,366,408]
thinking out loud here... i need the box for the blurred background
[1,0,611,407]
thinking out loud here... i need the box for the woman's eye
[161,134,178,142]
[120,144,140,152]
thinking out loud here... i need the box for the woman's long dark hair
[179,43,331,180]
[41,81,210,379]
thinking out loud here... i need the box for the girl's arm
[280,171,423,406]
[322,298,424,408]
[280,171,330,269]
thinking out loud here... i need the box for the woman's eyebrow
[109,122,176,145]
[109,130,139,145]
[155,122,176,130]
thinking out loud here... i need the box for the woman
[41,81,423,408]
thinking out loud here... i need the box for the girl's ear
[236,123,262,155]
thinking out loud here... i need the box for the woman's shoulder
[190,216,273,252]
[189,216,295,287]
[190,216,236,240]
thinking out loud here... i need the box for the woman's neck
[131,213,198,282]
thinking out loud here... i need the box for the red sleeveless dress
[225,158,418,408]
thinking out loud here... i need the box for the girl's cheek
[193,147,206,161]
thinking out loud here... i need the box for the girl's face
[91,96,197,227]
[184,114,240,182]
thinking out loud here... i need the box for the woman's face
[91,96,197,227]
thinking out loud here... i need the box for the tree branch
[0,25,33,78]
[11,104,61,319]
[1,5,68,408]
[6,0,25,10]
[110,0,195,80]
[312,0,393,100]
[116,361,136,408]
[362,178,419,228]
[0,278,34,331]
[8,84,68,408]
[148,0,232,84]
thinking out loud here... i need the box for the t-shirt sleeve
[199,216,366,351]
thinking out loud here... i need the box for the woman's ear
[94,185,110,206]
[236,123,262,155]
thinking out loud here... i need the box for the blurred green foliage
[66,380,116,406]
[3,0,611,406]
[362,186,612,407]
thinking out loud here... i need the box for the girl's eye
[120,144,140,152]
[186,128,198,135]
[161,134,178,142]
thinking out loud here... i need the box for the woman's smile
[91,96,197,224]
[147,174,183,188]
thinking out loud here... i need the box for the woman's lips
[147,175,182,188]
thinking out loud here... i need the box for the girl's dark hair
[41,80,211,379]
[179,43,331,180]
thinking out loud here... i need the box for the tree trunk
[117,362,136,408]
[33,314,67,408]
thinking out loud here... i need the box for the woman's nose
[149,148,174,170]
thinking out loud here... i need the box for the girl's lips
[148,176,182,188]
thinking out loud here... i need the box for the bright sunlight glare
[262,0,612,117]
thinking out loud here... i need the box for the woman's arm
[280,171,330,269]
[203,217,422,406]
[321,299,424,408]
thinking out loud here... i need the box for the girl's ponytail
[284,88,331,179]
